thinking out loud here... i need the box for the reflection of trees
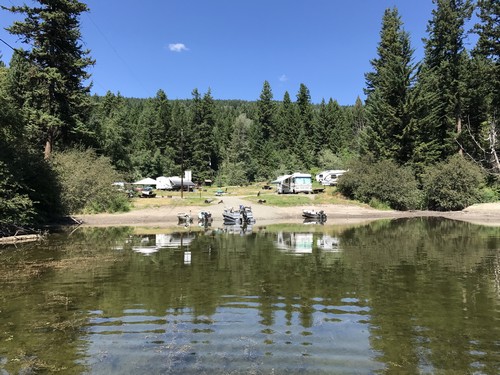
[340,218,500,374]
[0,226,134,374]
[1,220,499,373]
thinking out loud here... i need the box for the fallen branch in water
[0,233,44,244]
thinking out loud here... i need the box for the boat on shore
[302,209,327,222]
[223,205,255,225]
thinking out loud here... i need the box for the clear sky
[0,0,476,105]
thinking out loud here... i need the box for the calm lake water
[0,218,499,374]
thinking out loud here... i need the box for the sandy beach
[75,196,500,228]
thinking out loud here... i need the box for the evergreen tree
[327,99,349,154]
[257,80,275,140]
[220,114,253,185]
[94,91,132,173]
[350,96,366,153]
[363,7,416,163]
[248,81,277,180]
[190,88,216,181]
[471,0,500,172]
[295,83,314,167]
[152,89,171,150]
[274,91,296,150]
[413,0,473,166]
[3,0,94,159]
[169,100,190,175]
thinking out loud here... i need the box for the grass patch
[129,184,366,209]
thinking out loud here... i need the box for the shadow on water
[0,218,499,374]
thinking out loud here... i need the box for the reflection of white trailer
[155,233,195,249]
[275,232,313,254]
[273,173,312,194]
[316,235,341,252]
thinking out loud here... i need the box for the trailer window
[294,177,311,184]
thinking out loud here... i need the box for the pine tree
[257,80,275,141]
[413,0,473,165]
[190,88,216,181]
[94,91,132,172]
[350,96,366,153]
[3,0,94,159]
[248,81,277,180]
[363,7,416,163]
[169,101,190,175]
[274,91,297,150]
[471,0,500,171]
[295,83,314,167]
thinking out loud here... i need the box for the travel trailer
[156,176,195,191]
[321,170,347,186]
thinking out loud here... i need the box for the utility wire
[85,11,148,95]
[0,37,17,52]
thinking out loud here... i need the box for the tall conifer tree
[295,83,314,168]
[363,7,416,163]
[3,0,94,159]
[413,0,472,166]
[471,0,500,171]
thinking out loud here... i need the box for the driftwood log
[0,234,43,244]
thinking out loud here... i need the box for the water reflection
[0,219,499,374]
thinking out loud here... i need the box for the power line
[84,11,148,95]
[0,37,17,52]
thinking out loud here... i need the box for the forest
[0,0,499,228]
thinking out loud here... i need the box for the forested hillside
[0,0,498,227]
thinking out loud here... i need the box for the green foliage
[50,149,129,214]
[363,7,416,163]
[479,186,499,203]
[422,154,484,211]
[337,159,422,210]
[4,0,94,158]
[0,161,36,225]
[317,149,354,171]
[413,0,473,164]
[2,1,500,226]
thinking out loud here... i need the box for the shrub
[422,155,484,211]
[0,161,36,226]
[336,159,370,199]
[338,159,422,210]
[50,149,130,214]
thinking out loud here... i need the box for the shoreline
[74,197,500,228]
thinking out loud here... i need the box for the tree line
[0,0,499,227]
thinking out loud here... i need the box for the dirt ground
[75,196,500,228]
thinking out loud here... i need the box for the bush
[338,159,422,210]
[50,149,130,214]
[422,155,484,211]
[0,161,36,226]
[336,159,370,199]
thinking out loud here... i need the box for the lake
[0,218,499,374]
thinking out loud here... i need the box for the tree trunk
[44,131,53,160]
[489,118,500,173]
[457,116,463,156]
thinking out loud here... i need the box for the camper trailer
[273,172,312,194]
[156,176,196,191]
[156,176,173,190]
[321,170,347,186]
[316,170,335,182]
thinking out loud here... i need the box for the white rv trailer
[321,170,347,186]
[273,172,313,194]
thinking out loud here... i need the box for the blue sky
[0,1,476,105]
